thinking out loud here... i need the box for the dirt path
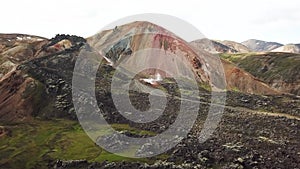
[136,84,300,121]
[227,106,300,121]
[171,94,300,121]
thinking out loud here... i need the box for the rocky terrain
[0,22,299,169]
[0,34,86,122]
[51,102,300,169]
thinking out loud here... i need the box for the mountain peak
[88,21,211,83]
[242,39,283,52]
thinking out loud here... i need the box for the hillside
[272,44,300,53]
[221,52,300,95]
[0,34,48,80]
[190,40,279,95]
[217,40,251,53]
[190,39,238,53]
[0,34,86,122]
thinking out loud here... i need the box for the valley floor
[0,96,299,169]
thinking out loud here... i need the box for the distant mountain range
[194,38,300,54]
[241,39,283,52]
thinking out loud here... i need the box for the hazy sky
[1,0,299,44]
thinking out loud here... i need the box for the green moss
[231,87,240,92]
[0,119,159,169]
[199,82,212,92]
[163,40,169,50]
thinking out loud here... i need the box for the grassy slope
[220,52,300,85]
[0,119,157,169]
[221,53,300,95]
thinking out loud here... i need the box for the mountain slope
[0,34,86,122]
[221,52,300,95]
[190,39,238,53]
[190,40,279,95]
[189,39,251,54]
[0,34,48,80]
[217,40,251,53]
[221,59,278,94]
[272,44,300,53]
[88,21,212,84]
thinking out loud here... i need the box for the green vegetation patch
[0,119,160,169]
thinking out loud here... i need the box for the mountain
[217,40,251,53]
[221,52,300,95]
[0,34,48,80]
[190,39,279,95]
[190,39,238,53]
[272,44,300,53]
[220,59,278,94]
[190,39,250,54]
[87,21,215,84]
[0,34,86,122]
[242,39,283,52]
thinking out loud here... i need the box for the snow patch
[140,73,162,85]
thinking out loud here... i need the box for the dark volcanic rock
[0,34,86,122]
